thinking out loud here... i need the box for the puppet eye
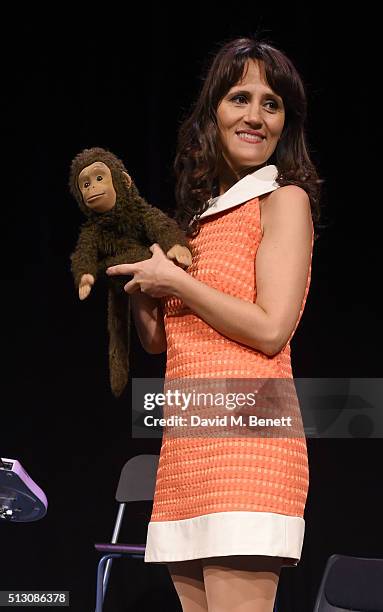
[96,175,103,181]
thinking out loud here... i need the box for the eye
[265,100,279,110]
[96,175,103,181]
[84,181,90,188]
[230,94,248,104]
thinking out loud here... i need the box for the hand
[79,274,95,300]
[106,243,182,298]
[166,244,192,268]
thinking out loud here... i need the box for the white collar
[196,164,279,221]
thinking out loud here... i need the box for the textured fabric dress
[145,166,314,566]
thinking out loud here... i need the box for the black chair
[313,554,383,611]
[94,454,159,612]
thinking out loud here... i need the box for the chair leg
[95,554,122,612]
[273,587,280,612]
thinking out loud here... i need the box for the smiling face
[78,161,117,212]
[216,59,285,193]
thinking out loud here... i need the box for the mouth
[236,131,265,144]
[87,193,105,203]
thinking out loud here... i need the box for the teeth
[238,132,263,142]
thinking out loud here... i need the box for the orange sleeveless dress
[145,195,314,566]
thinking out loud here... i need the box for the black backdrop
[2,5,382,611]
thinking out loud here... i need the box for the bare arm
[171,186,313,356]
[130,291,167,354]
[255,185,313,353]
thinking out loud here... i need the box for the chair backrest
[115,454,159,503]
[313,554,383,611]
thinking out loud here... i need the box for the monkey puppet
[69,147,192,398]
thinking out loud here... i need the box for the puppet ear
[122,171,132,188]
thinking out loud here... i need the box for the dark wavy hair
[174,36,324,240]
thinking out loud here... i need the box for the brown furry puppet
[69,147,192,397]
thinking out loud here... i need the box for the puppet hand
[166,244,192,269]
[79,274,95,300]
[106,243,182,298]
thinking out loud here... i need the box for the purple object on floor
[0,457,48,522]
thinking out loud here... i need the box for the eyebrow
[228,86,283,100]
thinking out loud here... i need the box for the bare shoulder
[259,185,311,235]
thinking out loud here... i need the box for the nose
[244,101,263,125]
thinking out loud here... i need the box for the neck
[217,158,269,196]
[218,159,240,195]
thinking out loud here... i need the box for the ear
[122,171,132,188]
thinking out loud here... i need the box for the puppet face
[78,161,117,212]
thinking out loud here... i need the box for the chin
[238,158,264,169]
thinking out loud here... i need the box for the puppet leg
[107,288,131,397]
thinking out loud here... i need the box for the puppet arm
[137,198,192,267]
[70,224,99,299]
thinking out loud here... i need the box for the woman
[108,36,321,612]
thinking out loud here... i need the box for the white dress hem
[144,510,304,566]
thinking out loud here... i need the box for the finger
[149,243,163,254]
[124,279,140,294]
[107,263,137,275]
